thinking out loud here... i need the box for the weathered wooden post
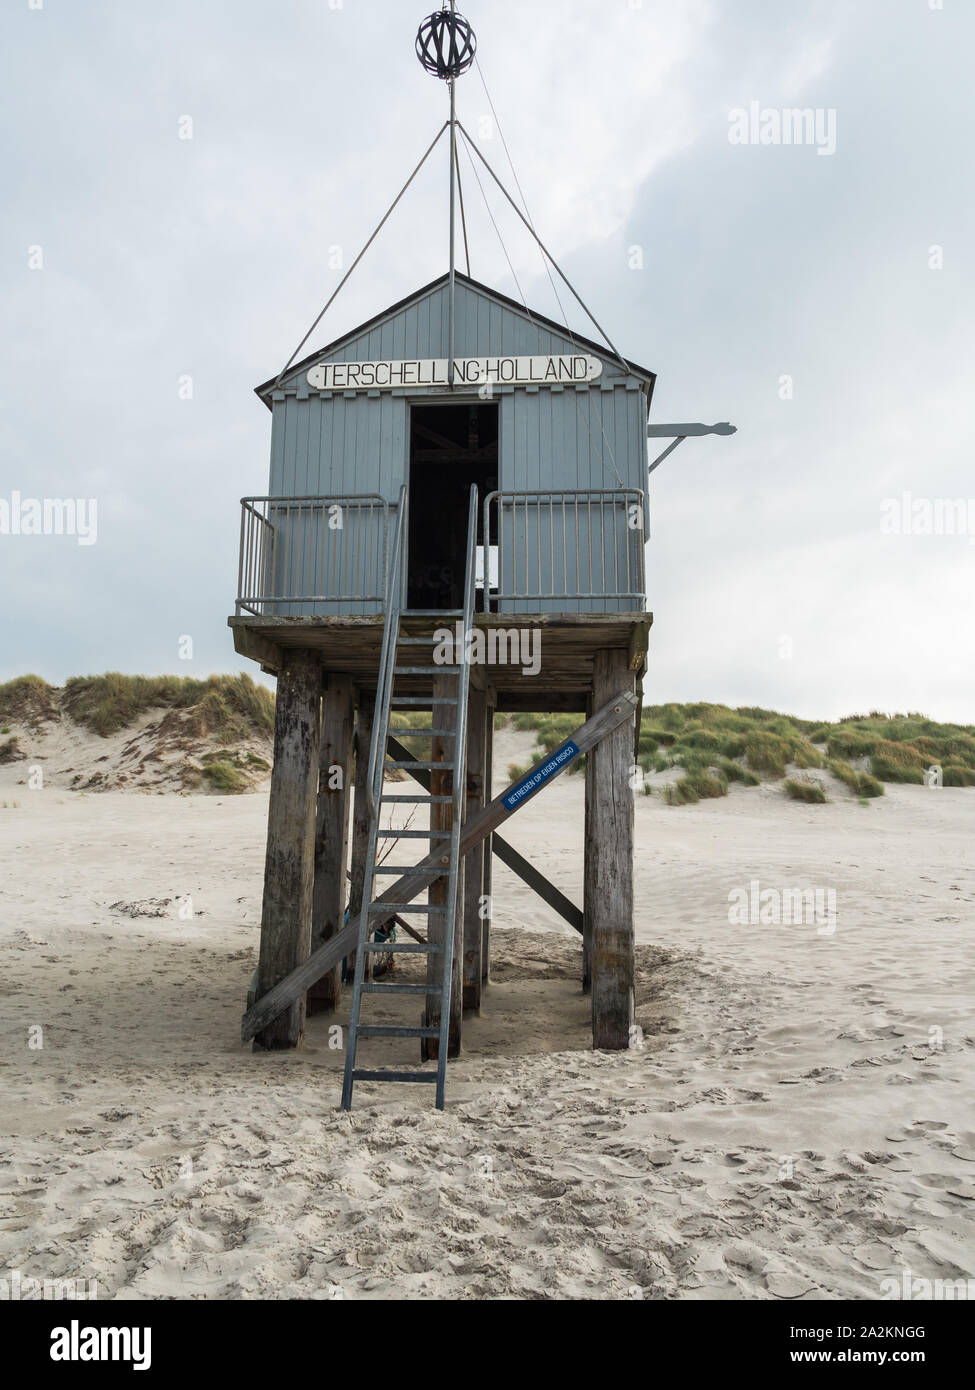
[582,692,595,995]
[308,673,354,1015]
[462,686,488,1009]
[253,649,322,1050]
[423,673,464,1058]
[481,707,493,984]
[588,650,636,1050]
[345,694,373,985]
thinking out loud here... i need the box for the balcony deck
[232,488,650,708]
[229,609,651,711]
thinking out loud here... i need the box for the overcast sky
[2,0,972,721]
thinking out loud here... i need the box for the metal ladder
[341,484,478,1111]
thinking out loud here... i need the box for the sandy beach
[2,736,973,1301]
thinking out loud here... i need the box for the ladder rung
[377,829,450,839]
[397,637,440,645]
[352,1069,439,1083]
[395,665,462,675]
[387,760,454,770]
[389,728,454,737]
[390,697,458,706]
[401,609,463,618]
[372,865,432,874]
[381,794,452,803]
[360,982,439,995]
[355,1025,441,1039]
[369,903,446,913]
[363,941,442,953]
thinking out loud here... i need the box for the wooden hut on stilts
[234,7,660,1109]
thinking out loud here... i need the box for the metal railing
[367,485,408,819]
[482,488,646,611]
[236,495,389,616]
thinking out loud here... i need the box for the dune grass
[61,673,274,738]
[784,777,828,804]
[828,759,884,798]
[663,767,728,805]
[5,680,970,807]
[0,674,58,725]
[869,739,927,784]
[0,736,23,764]
[506,702,972,807]
[201,760,248,793]
[388,709,432,756]
[943,764,975,787]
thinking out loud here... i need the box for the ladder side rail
[342,484,408,1110]
[434,484,479,1104]
[340,765,389,1108]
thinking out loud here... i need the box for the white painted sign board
[306,354,603,392]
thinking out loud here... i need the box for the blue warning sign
[502,740,580,812]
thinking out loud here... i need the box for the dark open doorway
[407,401,499,611]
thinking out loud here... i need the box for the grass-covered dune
[503,703,975,807]
[0,673,275,794]
[4,677,971,805]
[0,672,274,740]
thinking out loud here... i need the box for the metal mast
[415,6,477,386]
[448,1,458,385]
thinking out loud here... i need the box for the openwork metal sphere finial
[416,9,477,81]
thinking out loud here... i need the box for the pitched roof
[255,270,656,405]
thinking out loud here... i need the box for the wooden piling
[582,692,594,994]
[462,687,487,1010]
[308,673,354,1015]
[253,649,322,1051]
[345,693,373,985]
[481,709,493,983]
[587,650,635,1050]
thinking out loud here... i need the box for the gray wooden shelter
[232,269,654,1077]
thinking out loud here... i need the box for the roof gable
[256,272,655,403]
